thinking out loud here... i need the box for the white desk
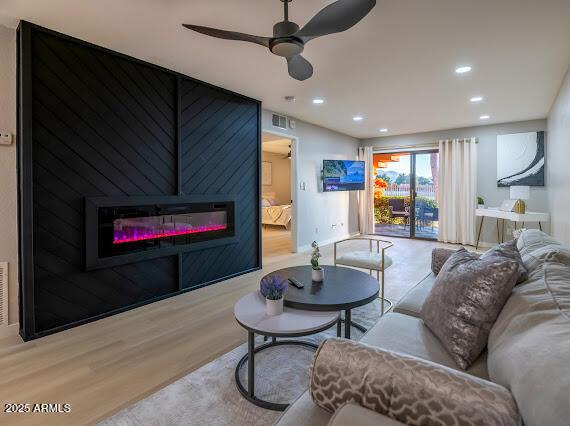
[475,208,550,249]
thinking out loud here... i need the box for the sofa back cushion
[488,252,570,426]
[516,229,570,272]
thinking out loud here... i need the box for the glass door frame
[374,148,439,241]
[409,149,438,241]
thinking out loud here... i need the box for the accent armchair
[333,235,393,314]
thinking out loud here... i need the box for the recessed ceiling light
[353,115,363,121]
[379,128,388,133]
[480,115,490,120]
[455,66,472,74]
[312,98,324,104]
[470,96,484,102]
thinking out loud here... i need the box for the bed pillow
[421,248,519,369]
[261,199,271,207]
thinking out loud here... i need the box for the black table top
[262,265,379,311]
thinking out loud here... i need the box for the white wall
[547,67,570,246]
[0,25,18,325]
[262,111,360,251]
[361,119,548,245]
[261,151,291,205]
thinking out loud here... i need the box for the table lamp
[510,185,530,214]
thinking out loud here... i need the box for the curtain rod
[371,138,478,153]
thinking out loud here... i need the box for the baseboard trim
[298,232,359,253]
[0,323,19,339]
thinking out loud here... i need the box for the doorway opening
[261,132,295,258]
[373,150,439,240]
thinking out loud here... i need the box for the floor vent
[0,263,7,326]
[272,113,288,130]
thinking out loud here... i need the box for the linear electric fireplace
[85,196,237,270]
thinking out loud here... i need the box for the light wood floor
[0,233,451,425]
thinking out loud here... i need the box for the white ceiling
[2,0,569,138]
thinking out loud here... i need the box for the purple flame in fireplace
[112,211,227,244]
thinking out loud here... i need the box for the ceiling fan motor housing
[270,21,304,57]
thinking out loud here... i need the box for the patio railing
[383,183,435,199]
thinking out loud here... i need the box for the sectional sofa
[276,229,570,426]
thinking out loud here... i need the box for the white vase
[478,204,485,209]
[266,297,283,316]
[312,268,324,282]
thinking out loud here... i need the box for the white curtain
[358,146,374,235]
[438,138,478,245]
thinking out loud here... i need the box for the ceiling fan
[182,0,376,81]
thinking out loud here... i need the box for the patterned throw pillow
[421,248,519,369]
[309,338,520,426]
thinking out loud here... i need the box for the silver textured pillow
[482,240,528,284]
[432,247,482,275]
[309,338,520,426]
[421,248,519,369]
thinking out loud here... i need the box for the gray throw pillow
[421,248,519,369]
[481,239,528,284]
[432,247,481,275]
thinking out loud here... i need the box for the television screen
[323,160,366,192]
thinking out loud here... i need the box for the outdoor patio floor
[374,223,438,240]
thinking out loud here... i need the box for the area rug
[99,300,382,426]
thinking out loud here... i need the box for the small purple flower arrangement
[260,275,288,301]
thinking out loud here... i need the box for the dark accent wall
[17,22,261,340]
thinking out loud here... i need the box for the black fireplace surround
[17,22,261,340]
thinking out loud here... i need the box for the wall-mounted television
[323,160,366,192]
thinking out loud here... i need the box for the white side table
[475,208,550,249]
[234,292,339,411]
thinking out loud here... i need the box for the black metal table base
[235,338,319,411]
[236,298,393,410]
[339,298,393,339]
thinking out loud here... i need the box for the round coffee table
[234,292,339,411]
[263,265,388,339]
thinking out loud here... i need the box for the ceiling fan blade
[295,0,376,42]
[182,24,271,48]
[287,55,314,81]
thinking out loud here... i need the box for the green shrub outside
[375,195,438,224]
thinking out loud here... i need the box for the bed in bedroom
[261,193,291,229]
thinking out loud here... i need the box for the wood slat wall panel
[19,23,260,340]
[180,78,260,288]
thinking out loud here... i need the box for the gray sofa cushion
[515,229,570,272]
[392,272,435,318]
[361,312,489,379]
[488,254,570,426]
[274,390,331,426]
[309,339,520,426]
[329,403,405,426]
[421,248,519,369]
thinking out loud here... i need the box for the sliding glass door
[373,150,439,240]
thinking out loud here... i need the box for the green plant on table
[311,241,322,270]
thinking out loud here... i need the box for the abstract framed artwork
[497,131,545,187]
